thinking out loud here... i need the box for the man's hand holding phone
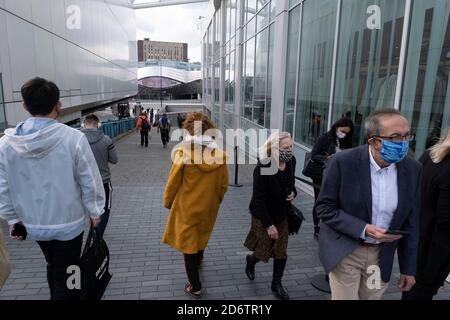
[365,225,403,242]
[9,222,27,241]
[386,229,410,236]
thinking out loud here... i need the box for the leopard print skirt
[244,215,288,263]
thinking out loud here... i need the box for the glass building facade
[202,0,450,189]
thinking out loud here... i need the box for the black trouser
[403,237,450,300]
[160,129,170,145]
[183,250,204,292]
[311,178,322,228]
[140,130,149,147]
[37,232,84,300]
[96,182,112,239]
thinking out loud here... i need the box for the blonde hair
[259,132,292,160]
[429,127,450,164]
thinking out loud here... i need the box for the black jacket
[311,131,353,162]
[419,151,450,249]
[310,132,352,182]
[249,157,297,228]
[311,132,337,163]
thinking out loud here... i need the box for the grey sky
[135,2,210,63]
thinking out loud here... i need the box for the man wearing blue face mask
[315,108,422,300]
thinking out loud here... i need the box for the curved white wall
[0,0,138,126]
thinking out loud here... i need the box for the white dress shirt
[361,147,398,243]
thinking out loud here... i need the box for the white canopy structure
[131,0,209,9]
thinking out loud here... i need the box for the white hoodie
[0,122,105,241]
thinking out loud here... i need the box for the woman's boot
[245,254,259,280]
[271,259,290,300]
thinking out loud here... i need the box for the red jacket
[136,115,152,131]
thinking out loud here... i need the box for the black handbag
[78,227,112,300]
[288,204,305,236]
[302,152,323,181]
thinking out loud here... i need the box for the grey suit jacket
[315,145,422,282]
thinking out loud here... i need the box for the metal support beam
[133,0,209,10]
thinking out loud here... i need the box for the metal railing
[101,118,138,139]
[72,117,138,139]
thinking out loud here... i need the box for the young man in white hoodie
[0,78,105,300]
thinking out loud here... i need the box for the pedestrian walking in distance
[81,114,118,238]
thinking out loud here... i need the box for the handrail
[72,117,138,139]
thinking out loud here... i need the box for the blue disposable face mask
[379,140,409,164]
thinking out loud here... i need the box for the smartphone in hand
[387,229,409,236]
[11,223,27,240]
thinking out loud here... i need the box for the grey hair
[364,108,404,139]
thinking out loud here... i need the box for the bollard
[229,145,242,188]
[294,176,331,294]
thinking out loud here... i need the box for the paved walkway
[1,130,449,300]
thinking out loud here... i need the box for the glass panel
[225,55,230,104]
[283,5,301,134]
[294,0,337,146]
[289,0,300,9]
[402,0,450,158]
[254,28,269,127]
[243,37,255,120]
[247,16,256,40]
[257,0,269,11]
[333,0,406,146]
[0,74,5,131]
[214,12,221,57]
[214,61,220,104]
[231,0,237,35]
[257,2,270,32]
[247,0,257,22]
[230,52,235,106]
[225,0,230,43]
[270,0,277,22]
[266,25,275,128]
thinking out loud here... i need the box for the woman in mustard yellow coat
[162,112,228,299]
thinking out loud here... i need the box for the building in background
[137,60,202,100]
[0,0,138,130]
[202,0,450,191]
[138,38,188,62]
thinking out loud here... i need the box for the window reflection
[294,0,336,146]
[332,0,406,147]
[402,1,450,158]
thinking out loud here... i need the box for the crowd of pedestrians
[0,78,449,302]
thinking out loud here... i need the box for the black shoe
[314,226,320,240]
[272,259,289,300]
[271,281,290,300]
[245,254,259,281]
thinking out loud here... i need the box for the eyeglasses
[372,133,416,143]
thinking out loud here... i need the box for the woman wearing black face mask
[310,118,354,239]
[244,132,297,300]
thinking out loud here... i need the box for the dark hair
[329,117,354,149]
[365,108,404,139]
[84,114,100,125]
[21,78,60,116]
